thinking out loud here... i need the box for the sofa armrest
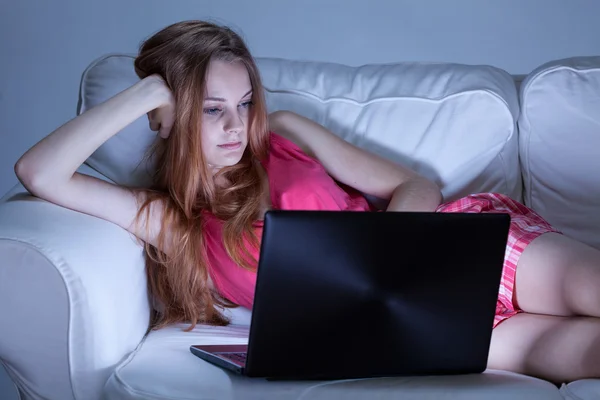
[0,167,151,400]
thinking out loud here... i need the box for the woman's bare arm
[14,75,176,252]
[268,110,442,212]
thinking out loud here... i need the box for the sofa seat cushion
[518,56,600,249]
[103,307,563,400]
[80,54,521,204]
[560,379,600,399]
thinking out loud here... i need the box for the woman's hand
[144,74,176,139]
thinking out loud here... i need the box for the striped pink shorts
[435,192,561,328]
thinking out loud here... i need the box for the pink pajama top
[202,132,376,308]
[202,132,560,330]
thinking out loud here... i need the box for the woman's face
[201,59,253,172]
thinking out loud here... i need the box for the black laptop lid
[245,210,510,379]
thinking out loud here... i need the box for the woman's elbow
[389,177,443,212]
[14,156,50,195]
[14,157,33,187]
[417,177,443,204]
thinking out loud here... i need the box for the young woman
[14,20,600,384]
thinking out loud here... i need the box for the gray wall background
[1,0,600,397]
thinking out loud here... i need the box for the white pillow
[80,54,156,187]
[518,56,600,249]
[256,58,521,203]
[79,53,521,202]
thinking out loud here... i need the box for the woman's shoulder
[267,111,317,154]
[268,129,302,151]
[267,130,319,164]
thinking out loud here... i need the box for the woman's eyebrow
[204,89,253,102]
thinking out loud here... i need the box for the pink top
[203,132,375,308]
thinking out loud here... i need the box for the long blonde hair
[133,20,270,331]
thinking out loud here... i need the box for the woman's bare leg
[487,232,600,383]
[488,313,600,384]
[514,232,600,317]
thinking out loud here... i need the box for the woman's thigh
[514,232,600,317]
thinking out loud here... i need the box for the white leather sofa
[1,53,600,400]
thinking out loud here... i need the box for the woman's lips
[218,142,242,150]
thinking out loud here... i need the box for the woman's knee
[488,313,600,383]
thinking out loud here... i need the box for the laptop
[190,210,510,380]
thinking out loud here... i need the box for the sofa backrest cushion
[518,56,600,249]
[79,53,521,203]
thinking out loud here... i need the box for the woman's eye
[203,108,222,116]
[239,101,253,109]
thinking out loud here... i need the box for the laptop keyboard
[217,352,247,365]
